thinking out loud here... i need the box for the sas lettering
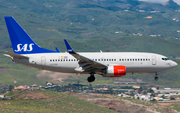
[15,43,34,52]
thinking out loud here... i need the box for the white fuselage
[13,52,177,75]
[4,16,178,81]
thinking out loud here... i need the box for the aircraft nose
[171,61,178,68]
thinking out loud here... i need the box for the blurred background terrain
[0,0,180,87]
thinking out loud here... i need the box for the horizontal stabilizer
[5,51,29,59]
[55,47,60,52]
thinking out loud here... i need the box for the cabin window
[109,59,111,61]
[95,59,97,61]
[143,59,145,61]
[127,59,129,61]
[107,59,108,61]
[135,59,137,61]
[50,59,52,62]
[119,59,121,61]
[101,59,103,61]
[122,59,124,61]
[104,59,106,61]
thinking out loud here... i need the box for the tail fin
[4,16,57,54]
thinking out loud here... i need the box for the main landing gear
[154,73,159,81]
[87,73,95,82]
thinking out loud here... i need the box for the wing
[64,39,106,72]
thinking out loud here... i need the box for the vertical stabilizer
[4,16,57,54]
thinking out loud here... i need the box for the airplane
[4,16,178,82]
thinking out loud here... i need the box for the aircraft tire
[154,77,159,81]
[87,76,95,82]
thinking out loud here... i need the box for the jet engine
[103,65,126,77]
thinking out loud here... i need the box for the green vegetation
[0,90,117,113]
[0,0,180,87]
[170,104,180,111]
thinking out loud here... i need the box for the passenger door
[152,56,156,65]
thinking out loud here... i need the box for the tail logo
[15,43,34,52]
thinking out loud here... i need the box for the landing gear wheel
[154,77,159,81]
[87,75,95,82]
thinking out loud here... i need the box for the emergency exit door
[41,56,46,66]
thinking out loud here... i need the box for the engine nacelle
[104,65,126,77]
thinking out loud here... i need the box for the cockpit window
[162,58,169,61]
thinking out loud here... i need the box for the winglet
[64,39,76,54]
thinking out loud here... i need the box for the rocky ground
[63,92,179,113]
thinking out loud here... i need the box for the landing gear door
[41,56,46,66]
[152,55,156,65]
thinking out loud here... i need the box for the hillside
[1,0,180,50]
[1,89,179,113]
[0,90,116,113]
[0,0,180,87]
